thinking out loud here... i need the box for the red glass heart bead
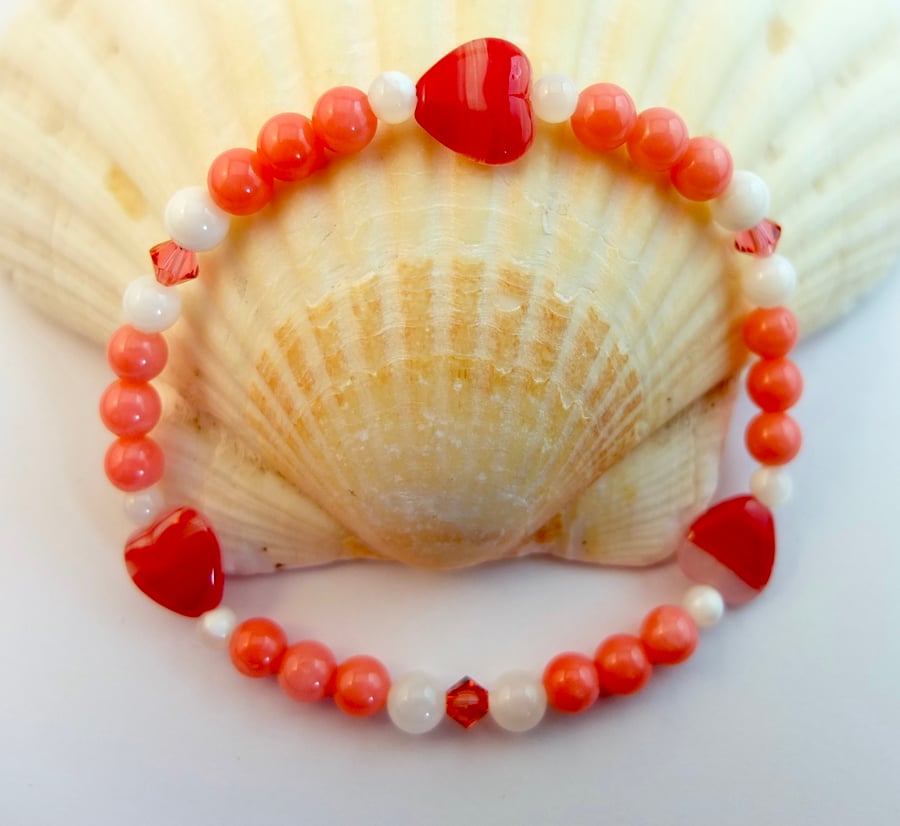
[677,496,776,606]
[149,240,199,286]
[124,506,224,617]
[415,38,534,165]
[445,676,489,728]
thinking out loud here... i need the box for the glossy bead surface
[542,652,600,713]
[747,357,803,412]
[387,671,444,734]
[207,148,274,216]
[670,136,733,201]
[312,86,377,155]
[367,71,417,124]
[445,676,490,729]
[123,485,166,526]
[746,412,802,465]
[741,253,797,307]
[278,640,337,703]
[488,671,547,732]
[164,185,231,251]
[751,466,794,508]
[256,112,323,181]
[415,37,533,165]
[681,585,725,629]
[531,73,578,123]
[229,617,287,678]
[333,655,390,717]
[626,107,689,172]
[711,170,770,231]
[594,634,652,696]
[570,82,636,152]
[99,379,162,437]
[122,276,181,334]
[742,306,799,358]
[104,436,164,492]
[199,606,238,646]
[640,606,698,665]
[107,325,168,381]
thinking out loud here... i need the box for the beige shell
[1,0,899,572]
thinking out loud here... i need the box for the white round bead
[387,671,444,734]
[122,276,182,333]
[741,253,797,307]
[751,466,793,508]
[164,185,231,252]
[531,73,578,123]
[123,486,166,526]
[198,606,238,646]
[711,170,771,231]
[367,71,417,124]
[682,585,725,629]
[488,670,547,733]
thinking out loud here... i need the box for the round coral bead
[594,634,652,696]
[542,652,600,713]
[742,307,800,358]
[256,112,324,181]
[278,640,337,702]
[746,357,804,412]
[746,412,802,465]
[99,379,162,437]
[640,605,698,665]
[312,86,378,155]
[626,107,689,172]
[229,617,287,678]
[333,655,391,717]
[670,136,734,201]
[207,148,274,216]
[570,82,637,152]
[107,325,168,381]
[104,436,165,492]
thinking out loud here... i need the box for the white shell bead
[123,486,166,526]
[367,71,417,124]
[122,275,181,333]
[531,73,578,123]
[488,671,547,732]
[741,253,797,307]
[711,170,771,231]
[682,585,725,629]
[386,671,444,734]
[164,185,231,252]
[198,606,238,646]
[751,466,793,507]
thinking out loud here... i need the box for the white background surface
[1,1,899,824]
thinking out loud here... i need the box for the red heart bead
[678,495,776,606]
[124,506,223,617]
[415,38,534,165]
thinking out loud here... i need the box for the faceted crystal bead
[445,676,489,729]
[149,240,199,286]
[734,219,782,256]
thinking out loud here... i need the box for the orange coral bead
[670,136,733,201]
[229,617,287,678]
[104,436,164,492]
[570,82,637,152]
[640,605,698,665]
[626,107,689,172]
[746,412,802,465]
[207,148,274,216]
[746,357,804,412]
[256,112,325,181]
[278,640,337,702]
[333,655,390,717]
[99,379,162,438]
[742,307,800,358]
[312,86,378,155]
[594,634,652,695]
[542,652,600,713]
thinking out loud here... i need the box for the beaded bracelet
[100,38,802,734]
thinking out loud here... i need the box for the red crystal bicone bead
[445,676,490,728]
[735,219,782,256]
[149,240,199,286]
[124,506,224,617]
[415,37,534,165]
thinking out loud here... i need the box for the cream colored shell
[1,0,899,571]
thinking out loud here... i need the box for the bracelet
[100,38,802,734]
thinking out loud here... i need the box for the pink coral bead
[570,82,637,153]
[99,379,162,437]
[278,640,337,702]
[333,655,391,717]
[106,325,168,381]
[626,107,689,172]
[312,86,378,155]
[104,436,165,492]
[670,136,734,201]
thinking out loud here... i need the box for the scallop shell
[1,0,899,571]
